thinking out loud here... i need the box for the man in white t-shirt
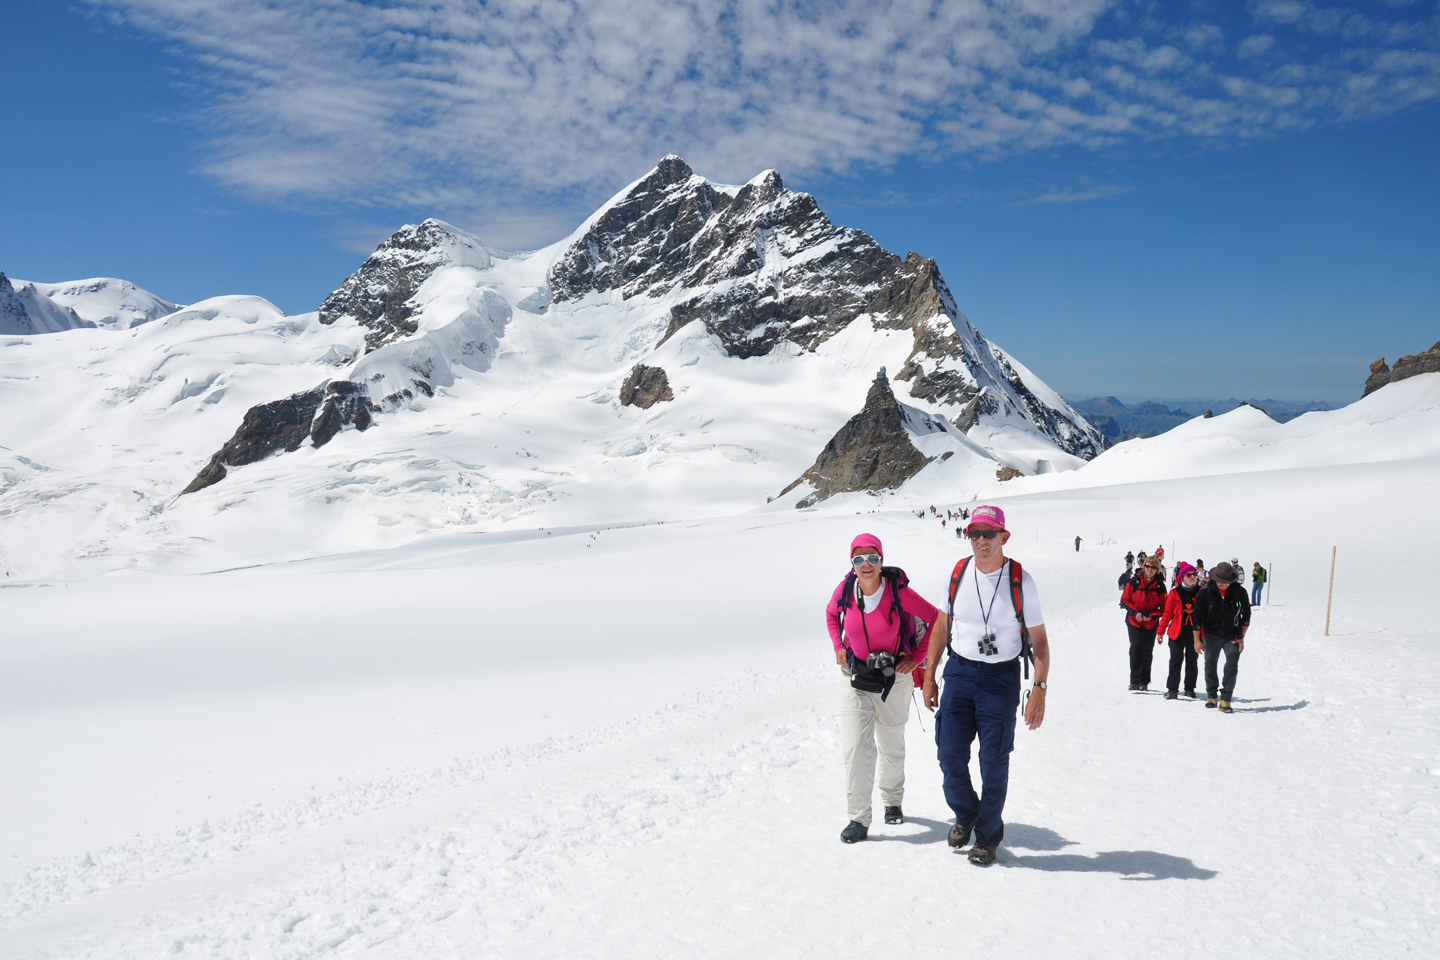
[922,504,1051,866]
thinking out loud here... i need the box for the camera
[866,652,897,677]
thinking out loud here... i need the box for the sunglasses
[966,529,1002,540]
[851,553,882,568]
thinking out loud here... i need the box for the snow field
[2,448,1437,957]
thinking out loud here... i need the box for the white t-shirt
[858,582,886,613]
[941,560,1044,664]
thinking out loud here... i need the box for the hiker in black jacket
[1193,562,1251,713]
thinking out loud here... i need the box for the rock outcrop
[1365,342,1440,397]
[779,370,933,508]
[1364,358,1391,397]
[182,382,377,494]
[619,364,674,409]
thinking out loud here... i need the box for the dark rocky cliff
[779,370,933,508]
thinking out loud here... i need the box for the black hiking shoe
[968,842,998,866]
[948,821,974,848]
[840,821,868,843]
[884,806,904,825]
[1164,690,1178,700]
[1185,689,1197,699]
[1128,683,1141,691]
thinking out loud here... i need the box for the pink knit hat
[850,533,883,556]
[964,505,1007,533]
[1176,562,1196,579]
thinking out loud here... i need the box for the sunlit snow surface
[1,375,1438,957]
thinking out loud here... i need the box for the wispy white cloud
[89,0,1440,247]
[1017,183,1129,205]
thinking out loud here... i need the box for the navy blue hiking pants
[935,655,1021,846]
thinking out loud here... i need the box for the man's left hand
[896,657,918,675]
[1024,687,1045,730]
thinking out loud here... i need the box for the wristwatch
[1032,681,1047,690]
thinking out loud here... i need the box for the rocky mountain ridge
[186,156,1102,496]
[1365,342,1440,397]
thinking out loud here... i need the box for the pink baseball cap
[850,533,883,556]
[964,505,1007,533]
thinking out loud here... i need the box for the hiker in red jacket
[1155,562,1201,699]
[1121,556,1167,690]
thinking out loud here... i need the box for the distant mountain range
[1069,396,1343,446]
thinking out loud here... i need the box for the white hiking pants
[840,671,912,827]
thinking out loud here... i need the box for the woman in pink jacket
[825,533,940,843]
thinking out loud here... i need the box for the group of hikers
[1118,551,1264,712]
[824,507,1270,865]
[825,505,1047,866]
[916,504,970,533]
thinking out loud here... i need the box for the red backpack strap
[947,557,971,617]
[944,557,971,661]
[1009,559,1035,680]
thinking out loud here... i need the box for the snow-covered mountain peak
[318,218,496,352]
[3,158,1110,574]
[0,272,95,335]
[26,277,180,329]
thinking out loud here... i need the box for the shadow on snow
[1000,824,1217,881]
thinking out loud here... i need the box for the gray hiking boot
[840,820,868,843]
[884,806,904,825]
[948,821,974,848]
[968,841,998,866]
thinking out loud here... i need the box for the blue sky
[4,0,1437,402]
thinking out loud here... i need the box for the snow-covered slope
[25,277,181,329]
[0,158,1103,576]
[1013,372,1440,492]
[1,430,1436,959]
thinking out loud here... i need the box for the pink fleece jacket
[826,577,939,662]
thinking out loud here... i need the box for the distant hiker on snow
[1125,551,1135,568]
[922,505,1050,867]
[1155,562,1202,699]
[1195,562,1251,713]
[1074,535,1082,552]
[1196,560,1209,585]
[1121,556,1167,691]
[826,534,939,843]
[1251,563,1266,605]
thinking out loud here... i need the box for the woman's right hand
[835,648,846,666]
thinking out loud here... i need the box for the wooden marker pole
[1324,547,1337,636]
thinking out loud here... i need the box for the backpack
[946,558,1035,679]
[835,566,929,700]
